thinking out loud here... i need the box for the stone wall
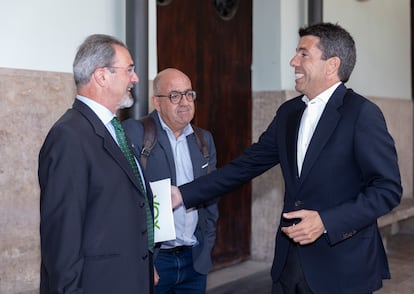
[0,68,75,293]
[251,90,414,261]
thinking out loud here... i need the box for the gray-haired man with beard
[39,34,155,293]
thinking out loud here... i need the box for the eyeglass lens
[169,91,196,104]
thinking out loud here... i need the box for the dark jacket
[179,84,402,293]
[124,110,219,275]
[39,99,152,293]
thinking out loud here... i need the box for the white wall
[1,0,411,99]
[252,0,306,92]
[0,0,158,76]
[252,0,411,100]
[252,0,282,90]
[324,0,411,100]
[148,1,158,80]
[0,0,125,72]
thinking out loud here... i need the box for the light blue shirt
[158,112,198,248]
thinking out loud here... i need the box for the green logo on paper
[153,194,160,230]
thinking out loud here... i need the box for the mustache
[177,105,191,111]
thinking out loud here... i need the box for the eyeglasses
[154,90,197,104]
[105,65,136,76]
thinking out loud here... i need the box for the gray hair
[73,34,126,87]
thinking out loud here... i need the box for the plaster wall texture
[0,68,75,293]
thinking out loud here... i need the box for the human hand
[154,266,159,286]
[171,186,183,209]
[280,210,325,245]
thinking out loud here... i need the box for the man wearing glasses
[124,68,219,294]
[39,34,154,293]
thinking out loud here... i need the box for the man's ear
[93,67,108,87]
[151,95,161,111]
[327,56,340,76]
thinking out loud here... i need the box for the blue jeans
[155,247,207,294]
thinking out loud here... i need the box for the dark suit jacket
[39,99,153,294]
[124,110,219,275]
[179,84,402,293]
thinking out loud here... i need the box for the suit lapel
[286,102,306,182]
[72,99,142,193]
[152,112,177,184]
[299,84,346,183]
[187,134,204,179]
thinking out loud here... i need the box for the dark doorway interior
[157,0,253,269]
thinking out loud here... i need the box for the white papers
[149,178,176,243]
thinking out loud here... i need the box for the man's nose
[290,55,298,67]
[131,72,139,83]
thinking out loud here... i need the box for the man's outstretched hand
[171,186,183,209]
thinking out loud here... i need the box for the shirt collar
[76,95,115,125]
[302,82,342,106]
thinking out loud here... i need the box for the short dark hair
[299,22,356,83]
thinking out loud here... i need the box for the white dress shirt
[297,82,341,175]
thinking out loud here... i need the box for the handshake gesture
[170,185,325,245]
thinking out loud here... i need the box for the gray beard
[119,95,134,109]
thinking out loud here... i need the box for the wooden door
[157,0,252,268]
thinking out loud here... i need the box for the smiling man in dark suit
[38,34,154,293]
[171,23,402,294]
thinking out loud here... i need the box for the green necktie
[111,117,154,252]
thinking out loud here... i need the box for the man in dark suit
[124,68,219,293]
[171,23,402,293]
[38,34,154,293]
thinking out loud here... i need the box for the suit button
[294,200,303,207]
[142,254,148,260]
[139,202,145,208]
[142,229,147,235]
